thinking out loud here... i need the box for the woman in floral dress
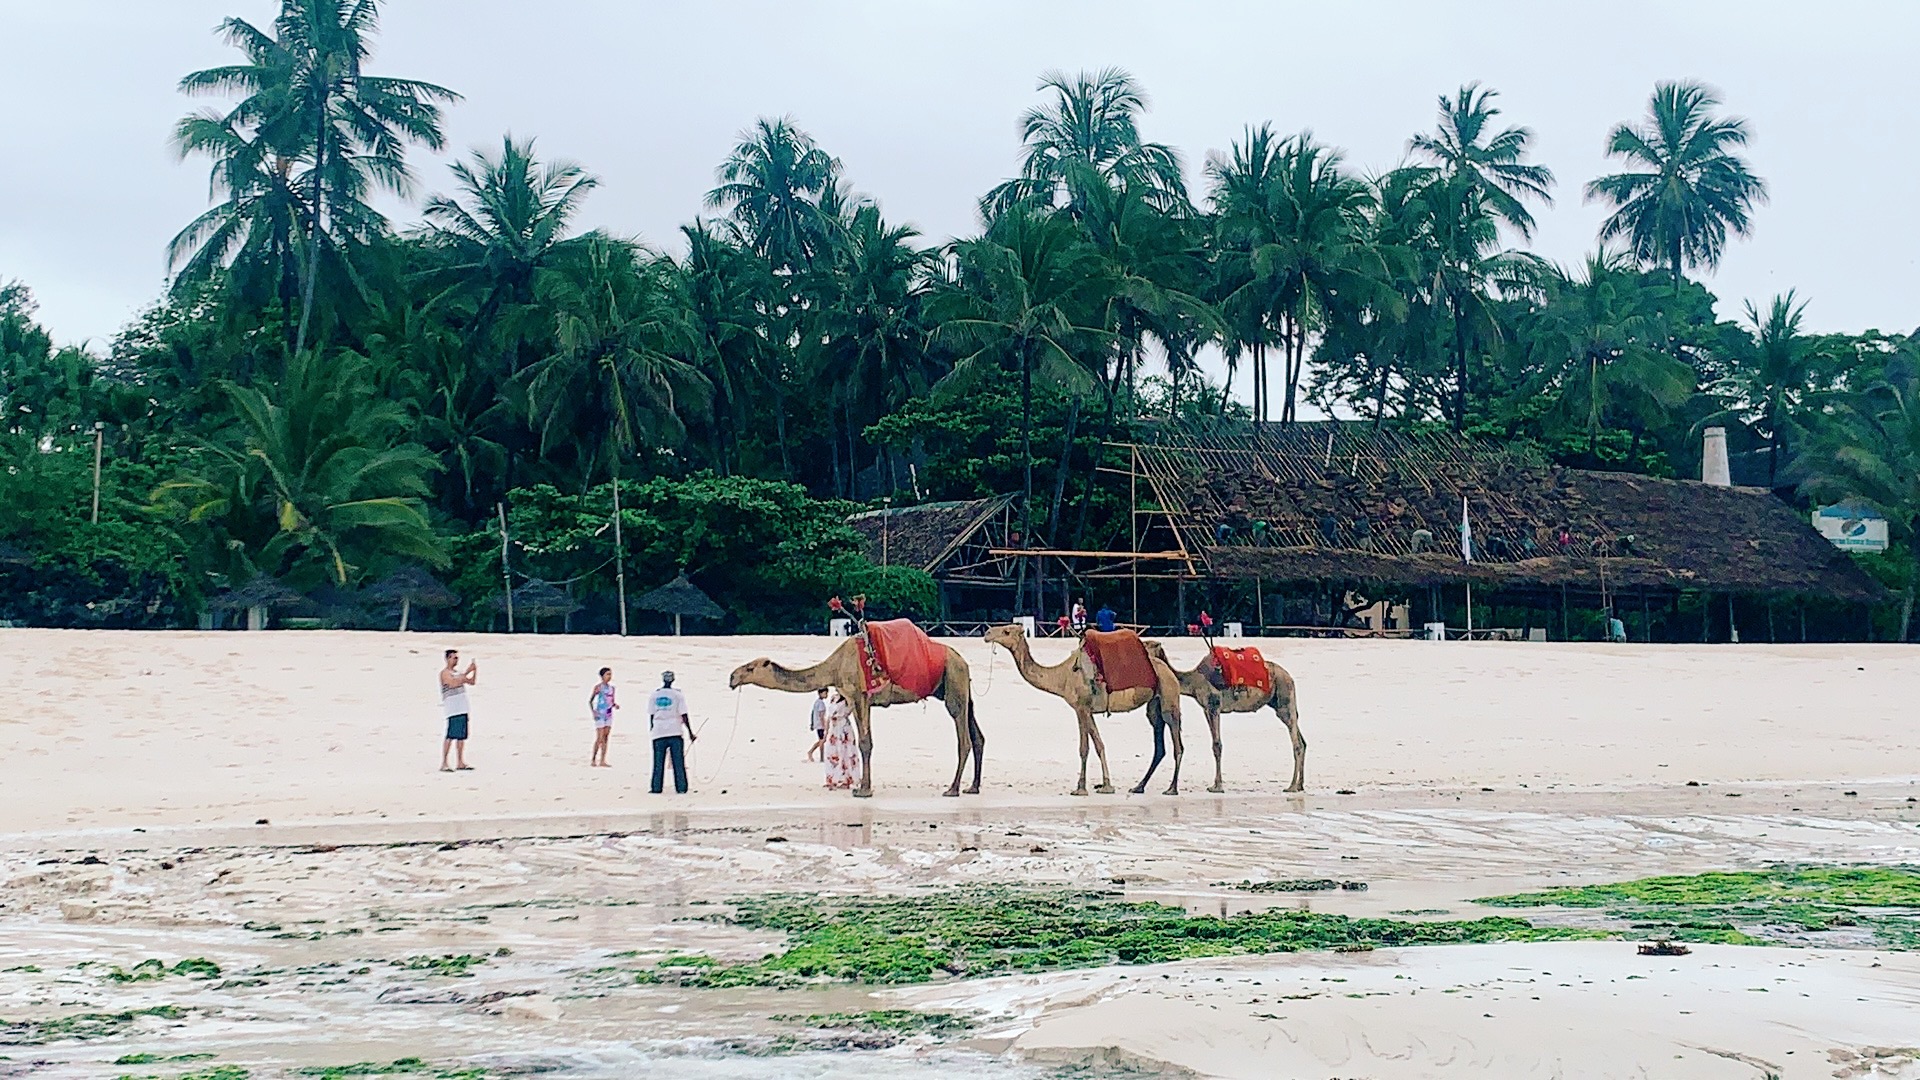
[821,688,861,790]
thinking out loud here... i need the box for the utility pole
[613,477,628,636]
[90,422,104,524]
[497,502,514,633]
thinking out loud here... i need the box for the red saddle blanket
[859,619,945,700]
[1210,646,1272,695]
[1081,629,1158,694]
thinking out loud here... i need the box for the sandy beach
[2,629,1918,1077]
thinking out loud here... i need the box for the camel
[728,636,984,798]
[1143,641,1307,793]
[982,622,1186,796]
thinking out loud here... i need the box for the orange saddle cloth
[1210,646,1272,695]
[1081,629,1158,694]
[861,619,946,700]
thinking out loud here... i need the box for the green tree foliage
[1586,81,1767,284]
[17,17,1912,632]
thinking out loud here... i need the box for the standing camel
[1143,641,1307,793]
[728,637,984,798]
[983,623,1186,796]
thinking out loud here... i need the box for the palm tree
[177,0,460,358]
[167,109,310,344]
[421,135,598,325]
[1714,292,1836,486]
[156,348,443,587]
[1520,252,1694,457]
[1797,350,1920,640]
[1585,82,1767,284]
[1405,84,1556,426]
[930,209,1114,525]
[982,67,1186,220]
[803,205,936,496]
[704,117,841,273]
[1410,83,1554,237]
[1207,127,1386,423]
[676,223,783,474]
[522,238,710,488]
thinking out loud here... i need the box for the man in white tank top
[439,648,478,771]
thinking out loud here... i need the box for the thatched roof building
[1135,424,1883,605]
[848,494,1057,620]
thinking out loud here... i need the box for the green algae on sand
[649,887,1600,987]
[1480,867,1920,948]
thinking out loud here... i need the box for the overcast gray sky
[5,0,1918,381]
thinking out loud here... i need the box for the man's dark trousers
[651,735,687,794]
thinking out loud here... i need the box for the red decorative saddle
[1080,629,1158,694]
[857,619,945,700]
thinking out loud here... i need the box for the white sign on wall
[1812,505,1889,553]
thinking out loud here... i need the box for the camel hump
[863,619,944,700]
[1081,630,1157,694]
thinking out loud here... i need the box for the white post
[498,502,514,633]
[613,479,627,636]
[399,596,411,632]
[1465,582,1474,639]
[674,613,683,637]
[90,423,104,524]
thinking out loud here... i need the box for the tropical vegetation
[0,0,1910,635]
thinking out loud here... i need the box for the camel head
[729,658,774,689]
[983,622,1027,652]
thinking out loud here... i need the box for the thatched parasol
[635,573,725,636]
[208,576,304,630]
[368,565,459,631]
[303,583,374,629]
[489,579,581,633]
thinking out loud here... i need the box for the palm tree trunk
[1047,396,1081,543]
[295,106,329,360]
[1450,292,1468,431]
[1021,345,1034,518]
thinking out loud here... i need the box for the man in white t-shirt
[647,671,696,794]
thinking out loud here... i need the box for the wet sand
[1,629,1917,1077]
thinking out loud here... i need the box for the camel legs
[1070,707,1114,796]
[1205,700,1225,794]
[1131,709,1166,795]
[940,691,975,798]
[852,698,876,799]
[965,706,985,794]
[1131,696,1187,795]
[1275,692,1307,793]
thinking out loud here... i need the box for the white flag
[1459,496,1472,563]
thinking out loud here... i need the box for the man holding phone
[440,648,478,772]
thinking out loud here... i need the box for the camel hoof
[853,789,874,799]
[1208,784,1225,794]
[1163,785,1180,796]
[1128,785,1146,795]
[942,787,961,798]
[1070,787,1089,797]
[1094,784,1116,795]
[963,785,981,795]
[1285,784,1305,794]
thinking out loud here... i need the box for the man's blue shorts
[445,714,470,741]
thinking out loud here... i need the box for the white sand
[2,628,1918,1077]
[2,629,1916,833]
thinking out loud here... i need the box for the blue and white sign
[1812,504,1889,553]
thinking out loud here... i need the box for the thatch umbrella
[368,565,459,631]
[303,583,375,629]
[208,576,303,630]
[489,579,581,633]
[635,573,724,636]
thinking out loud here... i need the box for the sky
[4,0,1918,406]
